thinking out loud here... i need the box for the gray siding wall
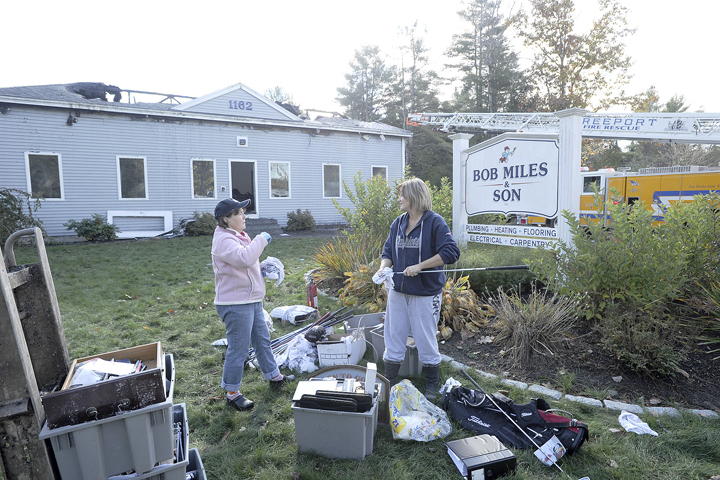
[0,104,405,237]
[180,90,296,122]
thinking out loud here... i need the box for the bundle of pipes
[245,306,354,365]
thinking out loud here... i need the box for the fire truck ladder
[406,112,720,144]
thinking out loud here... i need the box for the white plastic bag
[389,379,452,441]
[270,305,317,325]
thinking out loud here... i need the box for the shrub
[0,188,43,245]
[63,214,119,241]
[286,209,316,231]
[439,275,493,341]
[601,302,684,376]
[338,263,386,313]
[333,172,401,240]
[529,190,720,375]
[487,284,580,367]
[313,232,384,280]
[180,211,216,236]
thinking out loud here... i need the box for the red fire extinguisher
[306,277,318,309]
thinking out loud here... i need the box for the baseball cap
[214,198,251,219]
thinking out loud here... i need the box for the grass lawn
[11,235,720,480]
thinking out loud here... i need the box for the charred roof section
[67,83,122,102]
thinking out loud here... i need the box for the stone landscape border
[442,355,719,420]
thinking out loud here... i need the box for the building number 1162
[229,100,253,110]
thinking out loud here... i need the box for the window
[372,166,387,180]
[323,164,341,198]
[582,175,601,194]
[25,152,64,199]
[191,159,216,199]
[117,156,148,199]
[269,162,290,198]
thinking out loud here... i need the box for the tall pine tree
[446,0,526,113]
[336,46,393,122]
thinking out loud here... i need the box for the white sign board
[464,134,559,217]
[466,224,558,249]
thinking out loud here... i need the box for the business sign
[466,224,558,249]
[464,134,559,217]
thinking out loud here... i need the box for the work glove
[260,232,272,243]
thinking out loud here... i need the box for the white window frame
[371,165,388,180]
[237,136,248,147]
[116,155,149,200]
[190,158,217,200]
[269,161,291,199]
[322,163,342,199]
[24,151,65,200]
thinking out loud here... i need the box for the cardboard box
[317,333,366,367]
[446,435,516,480]
[292,395,378,460]
[39,399,175,480]
[42,342,167,429]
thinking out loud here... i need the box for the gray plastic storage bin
[186,448,207,480]
[291,397,378,460]
[106,403,189,480]
[344,312,384,338]
[39,399,174,480]
[368,324,423,375]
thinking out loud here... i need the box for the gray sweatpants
[383,288,442,365]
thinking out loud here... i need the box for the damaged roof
[0,82,411,137]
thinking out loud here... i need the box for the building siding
[0,103,406,237]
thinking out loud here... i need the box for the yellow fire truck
[515,165,720,227]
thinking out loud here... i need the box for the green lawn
[11,236,720,480]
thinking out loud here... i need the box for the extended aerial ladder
[407,112,720,144]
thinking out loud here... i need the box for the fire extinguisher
[306,277,318,309]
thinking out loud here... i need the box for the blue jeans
[217,302,280,392]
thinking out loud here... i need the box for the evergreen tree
[446,0,526,113]
[384,22,442,129]
[336,46,393,122]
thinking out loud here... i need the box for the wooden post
[1,228,69,479]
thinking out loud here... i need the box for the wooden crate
[42,342,166,429]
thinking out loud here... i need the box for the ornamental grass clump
[488,285,580,367]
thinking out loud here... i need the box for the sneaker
[227,393,254,411]
[269,374,296,390]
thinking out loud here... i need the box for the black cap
[214,198,250,219]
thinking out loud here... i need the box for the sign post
[555,108,586,248]
[450,133,474,245]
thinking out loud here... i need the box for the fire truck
[406,111,720,227]
[515,165,720,227]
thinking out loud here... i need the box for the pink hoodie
[211,226,269,305]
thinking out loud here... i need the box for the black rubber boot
[383,360,403,386]
[423,363,441,401]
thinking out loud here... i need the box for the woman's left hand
[403,265,421,277]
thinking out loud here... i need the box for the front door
[229,160,257,216]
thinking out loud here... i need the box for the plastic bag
[389,379,452,441]
[269,305,317,325]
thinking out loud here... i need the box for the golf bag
[441,386,589,454]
